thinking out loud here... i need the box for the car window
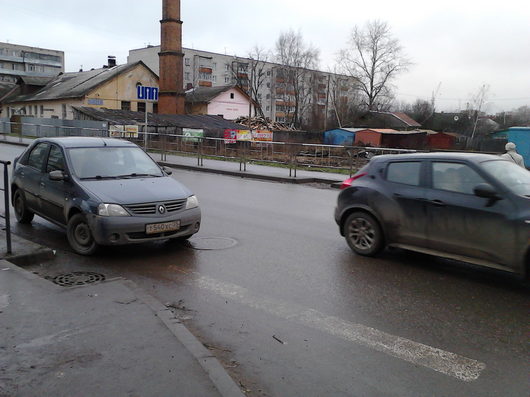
[386,162,421,186]
[482,159,530,196]
[46,145,65,173]
[27,143,49,171]
[68,146,163,179]
[432,162,485,194]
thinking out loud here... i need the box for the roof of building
[185,85,253,104]
[5,61,156,104]
[0,81,17,100]
[358,128,425,135]
[18,76,54,86]
[72,106,247,130]
[360,111,422,128]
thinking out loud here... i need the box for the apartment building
[128,45,356,130]
[0,42,64,83]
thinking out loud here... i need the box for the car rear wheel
[13,190,34,224]
[67,213,98,255]
[344,212,384,256]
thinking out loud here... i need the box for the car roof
[371,151,505,164]
[34,137,137,149]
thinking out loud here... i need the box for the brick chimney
[158,0,185,114]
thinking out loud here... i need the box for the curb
[5,247,56,266]
[120,279,246,397]
[159,161,343,186]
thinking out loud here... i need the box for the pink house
[185,85,255,120]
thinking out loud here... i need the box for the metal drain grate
[48,272,106,287]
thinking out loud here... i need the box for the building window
[34,105,37,116]
[121,101,131,111]
[62,104,67,119]
[266,94,270,99]
[185,58,190,66]
[212,75,217,82]
[230,93,235,99]
[225,64,230,71]
[224,76,230,84]
[137,102,146,112]
[267,71,271,76]
[266,106,270,111]
[184,72,190,80]
[153,103,158,114]
[40,105,44,115]
[266,83,270,88]
[213,62,217,70]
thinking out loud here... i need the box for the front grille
[125,199,187,215]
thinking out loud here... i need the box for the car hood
[79,176,193,204]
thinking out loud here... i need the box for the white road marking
[0,294,9,310]
[192,274,486,382]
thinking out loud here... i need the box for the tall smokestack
[158,0,185,114]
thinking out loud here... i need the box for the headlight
[97,203,129,216]
[185,195,199,209]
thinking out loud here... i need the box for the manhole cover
[187,237,237,250]
[48,272,106,287]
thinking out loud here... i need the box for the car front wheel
[344,212,384,256]
[13,190,34,224]
[67,213,98,255]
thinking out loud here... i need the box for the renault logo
[158,205,166,214]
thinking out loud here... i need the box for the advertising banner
[109,125,124,137]
[252,130,273,142]
[183,128,204,143]
[224,129,237,144]
[237,130,252,141]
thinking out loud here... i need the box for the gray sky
[2,0,529,113]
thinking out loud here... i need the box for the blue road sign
[137,86,159,101]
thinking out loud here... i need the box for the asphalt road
[1,143,528,396]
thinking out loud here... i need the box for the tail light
[340,172,367,189]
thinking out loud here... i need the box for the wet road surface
[1,144,528,396]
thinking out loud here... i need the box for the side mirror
[49,170,67,181]
[473,183,498,199]
[162,166,173,175]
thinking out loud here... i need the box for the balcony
[199,67,212,74]
[199,81,212,87]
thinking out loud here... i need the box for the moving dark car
[335,152,530,278]
[11,137,201,255]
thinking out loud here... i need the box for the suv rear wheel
[344,212,384,256]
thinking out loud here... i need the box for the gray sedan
[11,137,201,255]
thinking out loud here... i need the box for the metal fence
[1,120,417,176]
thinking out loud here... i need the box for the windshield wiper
[80,175,118,180]
[115,173,161,178]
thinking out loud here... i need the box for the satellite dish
[453,115,459,121]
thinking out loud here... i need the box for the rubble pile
[234,116,296,131]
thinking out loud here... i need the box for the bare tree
[469,84,490,140]
[338,20,411,111]
[247,46,269,117]
[274,29,319,128]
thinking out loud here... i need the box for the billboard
[109,125,139,138]
[183,128,204,143]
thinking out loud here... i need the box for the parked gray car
[11,137,201,255]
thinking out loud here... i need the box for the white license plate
[145,220,180,234]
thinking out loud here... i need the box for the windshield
[68,146,163,179]
[481,159,530,196]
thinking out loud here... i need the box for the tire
[67,213,98,255]
[344,212,384,256]
[13,190,34,224]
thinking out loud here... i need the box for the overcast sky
[2,0,529,113]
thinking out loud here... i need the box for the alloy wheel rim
[348,218,375,250]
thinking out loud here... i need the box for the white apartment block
[128,45,356,130]
[0,42,64,83]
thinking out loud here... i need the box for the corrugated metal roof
[72,106,247,130]
[6,62,152,103]
[185,85,235,103]
[18,76,54,86]
[358,128,424,135]
[392,112,422,127]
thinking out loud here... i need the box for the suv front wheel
[344,212,384,256]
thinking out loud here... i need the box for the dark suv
[334,152,530,278]
[12,137,201,255]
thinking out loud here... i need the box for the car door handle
[428,199,446,207]
[393,193,425,201]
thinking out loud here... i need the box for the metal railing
[0,160,11,254]
[0,120,417,177]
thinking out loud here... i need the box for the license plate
[145,220,180,234]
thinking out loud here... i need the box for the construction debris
[234,116,296,131]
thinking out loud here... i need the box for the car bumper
[87,207,201,245]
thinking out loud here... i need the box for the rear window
[386,162,421,186]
